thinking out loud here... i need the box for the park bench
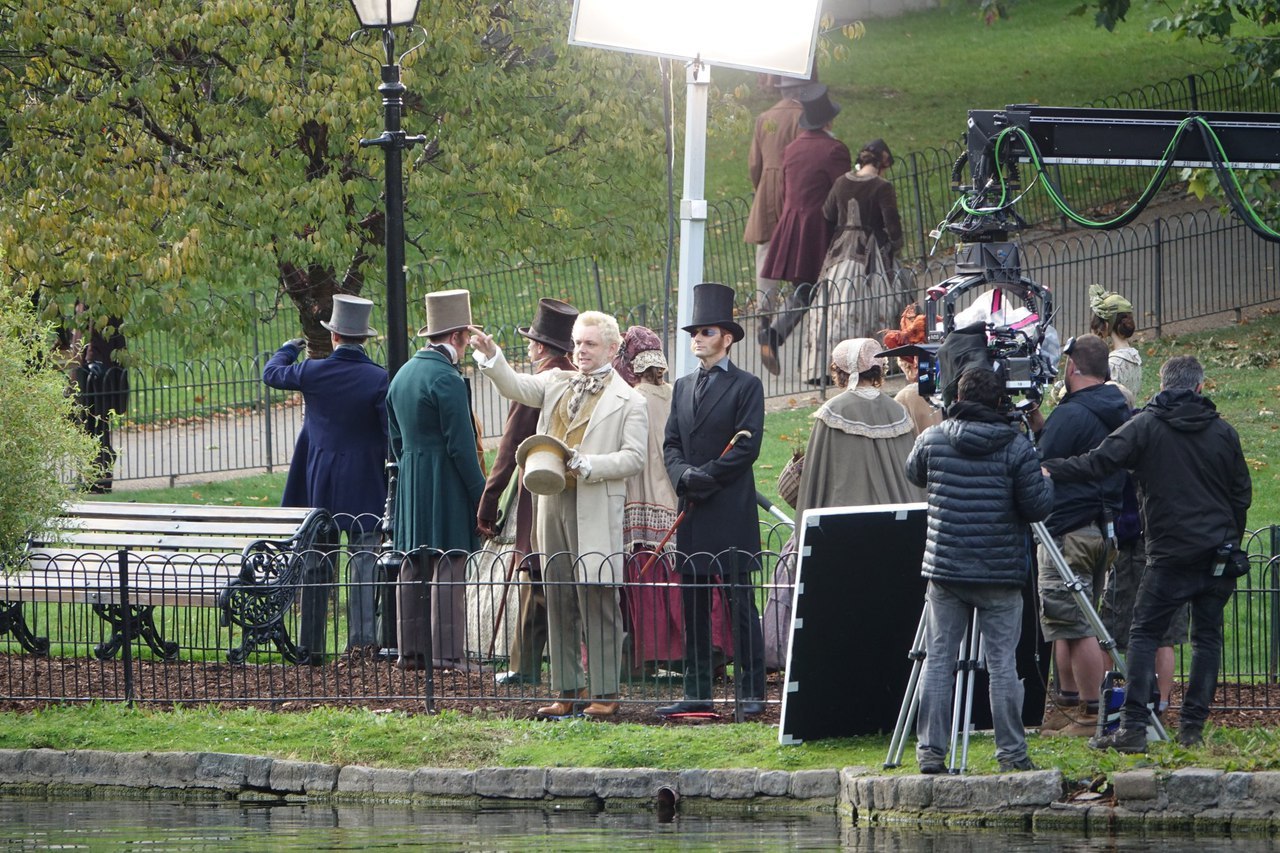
[0,501,336,664]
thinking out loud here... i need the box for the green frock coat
[388,348,485,554]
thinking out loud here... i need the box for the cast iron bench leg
[0,600,50,656]
[91,603,180,662]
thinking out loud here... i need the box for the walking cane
[638,429,752,578]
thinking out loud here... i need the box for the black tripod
[884,524,1167,773]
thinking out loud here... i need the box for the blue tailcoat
[263,343,389,531]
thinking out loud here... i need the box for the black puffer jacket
[1043,389,1251,566]
[906,401,1055,586]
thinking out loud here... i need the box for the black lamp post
[350,0,426,381]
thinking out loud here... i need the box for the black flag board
[778,503,1047,744]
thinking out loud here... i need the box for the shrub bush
[0,286,100,569]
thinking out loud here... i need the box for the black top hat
[682,283,745,342]
[797,84,840,130]
[518,298,578,354]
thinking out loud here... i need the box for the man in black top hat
[659,283,768,718]
[477,298,578,686]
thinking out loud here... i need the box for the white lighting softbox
[568,0,822,77]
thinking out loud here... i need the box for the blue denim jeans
[916,580,1028,767]
[1123,558,1235,731]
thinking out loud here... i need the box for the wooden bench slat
[65,502,316,521]
[47,518,307,537]
[34,532,303,550]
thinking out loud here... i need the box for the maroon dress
[761,130,852,284]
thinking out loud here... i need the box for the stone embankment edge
[3,749,1280,831]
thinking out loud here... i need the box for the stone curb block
[413,768,475,796]
[269,759,338,794]
[474,767,546,799]
[705,769,757,800]
[789,769,839,800]
[196,753,273,790]
[595,769,676,799]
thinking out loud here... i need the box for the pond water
[0,799,1276,851]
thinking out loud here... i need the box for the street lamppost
[349,0,426,381]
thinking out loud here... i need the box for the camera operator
[1026,334,1131,737]
[906,368,1054,774]
[1042,356,1251,752]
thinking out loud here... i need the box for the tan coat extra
[479,349,648,584]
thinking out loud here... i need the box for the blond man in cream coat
[470,311,647,718]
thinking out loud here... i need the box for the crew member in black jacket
[906,368,1054,773]
[1044,355,1251,752]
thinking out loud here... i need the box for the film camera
[882,241,1058,414]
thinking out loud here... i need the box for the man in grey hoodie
[906,368,1055,774]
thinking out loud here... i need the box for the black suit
[663,358,766,702]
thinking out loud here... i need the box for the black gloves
[85,361,107,381]
[681,467,719,501]
[285,338,306,350]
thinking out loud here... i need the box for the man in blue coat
[263,294,389,660]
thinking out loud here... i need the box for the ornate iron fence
[4,521,1278,714]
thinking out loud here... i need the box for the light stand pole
[673,60,709,380]
[350,0,425,381]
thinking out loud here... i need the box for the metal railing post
[117,549,134,705]
[252,292,274,474]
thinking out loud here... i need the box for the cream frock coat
[479,349,648,585]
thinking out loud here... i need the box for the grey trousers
[397,551,466,664]
[916,580,1029,767]
[536,489,624,697]
[344,528,382,648]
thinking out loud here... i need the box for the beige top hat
[321,294,378,338]
[417,289,480,337]
[515,434,573,496]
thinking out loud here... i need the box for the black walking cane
[638,429,753,578]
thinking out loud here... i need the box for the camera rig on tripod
[882,103,1280,411]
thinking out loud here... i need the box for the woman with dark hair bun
[1087,284,1142,401]
[801,139,909,384]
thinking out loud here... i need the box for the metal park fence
[4,520,1280,717]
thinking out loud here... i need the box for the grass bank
[3,704,1280,780]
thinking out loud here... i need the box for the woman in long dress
[764,338,923,670]
[794,338,924,516]
[801,140,909,384]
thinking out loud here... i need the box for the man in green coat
[388,289,486,671]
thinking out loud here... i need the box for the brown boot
[536,688,588,718]
[1040,699,1081,733]
[1059,712,1100,738]
[582,695,620,718]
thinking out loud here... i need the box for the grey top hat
[797,84,840,130]
[321,294,378,338]
[417,289,478,338]
[682,282,745,342]
[518,298,578,354]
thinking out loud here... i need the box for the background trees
[0,1,668,352]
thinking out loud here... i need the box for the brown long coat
[761,130,852,284]
[742,97,803,245]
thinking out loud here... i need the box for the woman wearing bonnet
[881,303,942,436]
[1088,284,1142,401]
[793,337,923,519]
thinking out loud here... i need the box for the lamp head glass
[349,0,421,28]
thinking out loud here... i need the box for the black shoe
[738,699,766,717]
[1089,726,1147,753]
[1177,725,1204,747]
[998,757,1037,772]
[918,760,945,775]
[656,700,714,717]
